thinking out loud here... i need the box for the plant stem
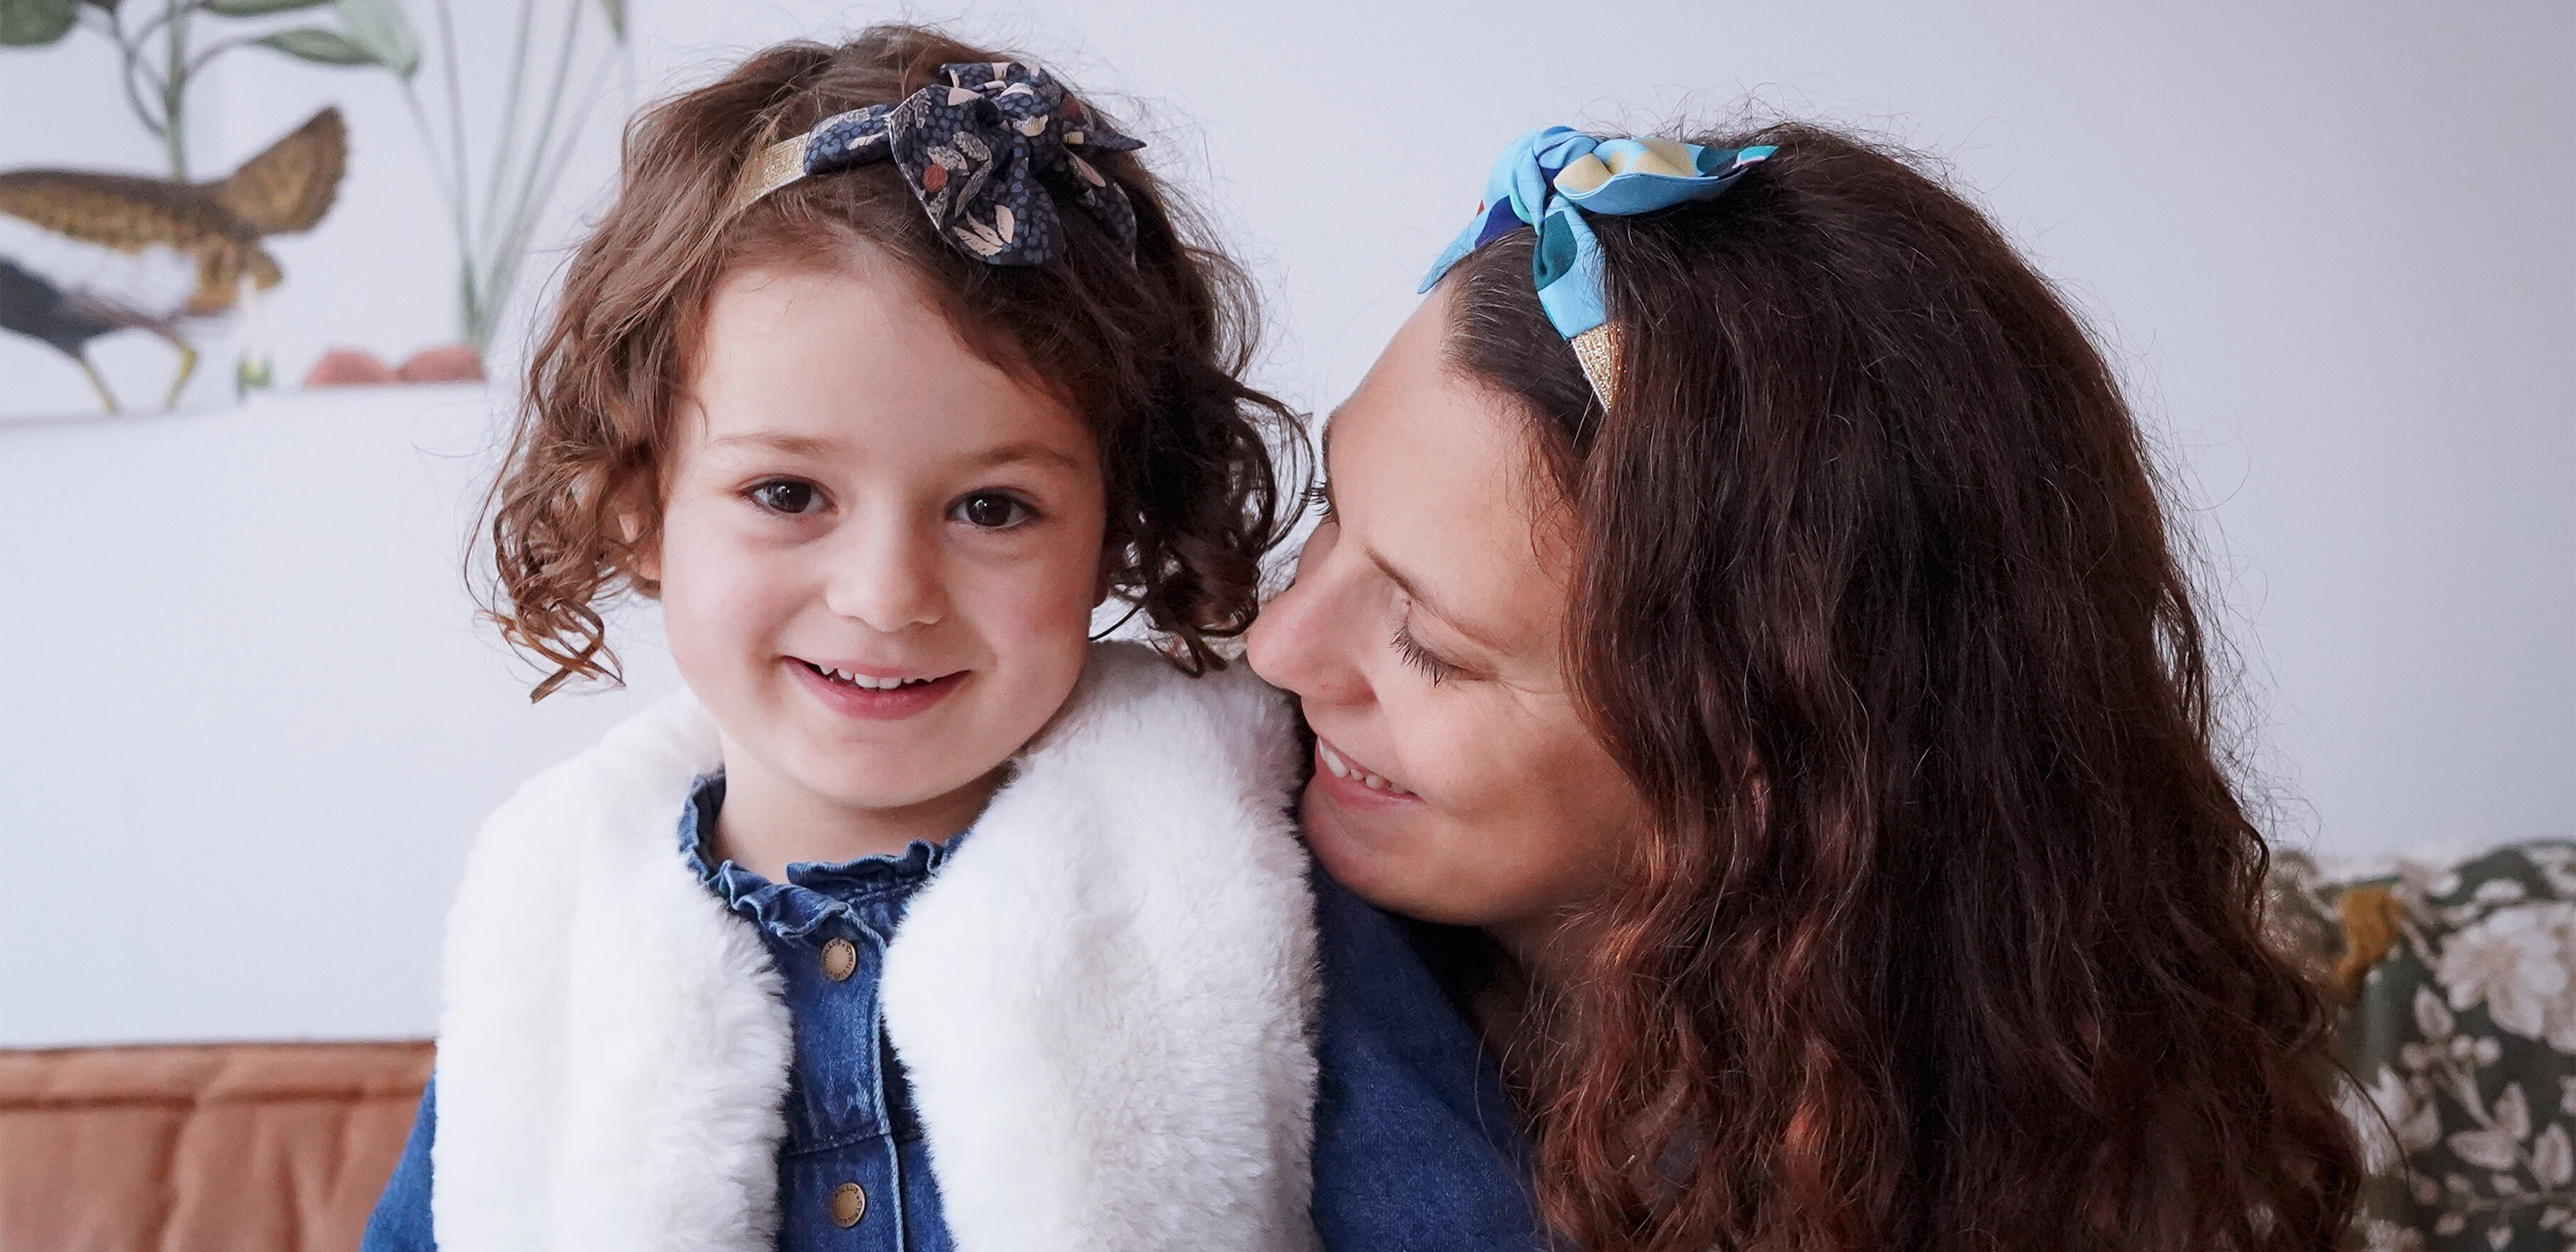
[476,0,539,275]
[397,77,476,333]
[475,0,583,352]
[432,0,472,250]
[427,0,482,345]
[497,0,583,270]
[103,6,168,141]
[486,42,614,344]
[123,0,206,54]
[161,0,189,180]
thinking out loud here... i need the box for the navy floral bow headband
[726,61,1144,266]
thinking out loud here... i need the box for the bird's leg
[79,354,122,415]
[154,332,199,411]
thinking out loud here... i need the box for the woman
[1257,123,2362,1250]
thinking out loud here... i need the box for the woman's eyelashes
[1391,619,1462,685]
[1303,479,1335,520]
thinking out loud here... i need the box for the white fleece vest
[429,643,1321,1252]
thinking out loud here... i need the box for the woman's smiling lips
[784,656,968,720]
[1310,734,1421,808]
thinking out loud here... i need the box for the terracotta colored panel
[0,1041,432,1252]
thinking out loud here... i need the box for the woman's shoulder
[1309,871,1545,1250]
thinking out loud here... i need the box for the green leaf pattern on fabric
[2275,842,2576,1251]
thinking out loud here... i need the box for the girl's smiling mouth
[785,657,969,719]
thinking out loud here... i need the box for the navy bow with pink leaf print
[793,61,1145,266]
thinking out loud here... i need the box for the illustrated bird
[0,107,347,413]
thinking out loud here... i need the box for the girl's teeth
[1318,742,1352,778]
[819,665,931,690]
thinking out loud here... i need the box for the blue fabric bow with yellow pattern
[1420,126,1775,405]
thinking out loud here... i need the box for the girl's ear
[616,483,664,590]
[626,526,661,588]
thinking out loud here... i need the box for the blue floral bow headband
[726,60,1144,266]
[1420,126,1776,406]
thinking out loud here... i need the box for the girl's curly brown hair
[484,25,1301,698]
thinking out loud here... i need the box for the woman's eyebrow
[1323,410,1507,652]
[1364,529,1508,655]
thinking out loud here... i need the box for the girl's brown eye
[752,479,820,514]
[952,491,1033,529]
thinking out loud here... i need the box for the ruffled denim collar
[676,773,964,941]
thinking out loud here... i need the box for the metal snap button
[830,1180,867,1228]
[821,936,858,982]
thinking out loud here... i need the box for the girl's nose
[1246,531,1369,709]
[826,518,947,632]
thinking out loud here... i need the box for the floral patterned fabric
[797,61,1144,266]
[2272,841,2576,1251]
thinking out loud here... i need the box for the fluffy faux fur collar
[429,643,1320,1252]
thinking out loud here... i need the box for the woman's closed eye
[1391,618,1462,685]
[748,478,826,516]
[950,489,1039,529]
[1303,479,1335,521]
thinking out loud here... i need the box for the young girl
[360,27,1337,1252]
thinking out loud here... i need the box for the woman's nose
[826,517,947,632]
[1247,534,1368,708]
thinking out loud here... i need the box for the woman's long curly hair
[484,26,1300,697]
[1443,124,2360,1251]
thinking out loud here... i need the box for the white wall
[3,0,2567,1045]
[0,388,681,1046]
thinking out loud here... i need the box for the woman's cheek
[1404,699,1503,822]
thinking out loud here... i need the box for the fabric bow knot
[730,61,1144,266]
[1419,125,1775,405]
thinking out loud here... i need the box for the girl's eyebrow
[966,441,1087,472]
[700,430,1081,472]
[705,430,839,457]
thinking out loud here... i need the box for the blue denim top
[679,774,960,1252]
[1307,871,1543,1248]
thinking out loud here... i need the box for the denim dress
[680,774,959,1251]
[363,774,960,1252]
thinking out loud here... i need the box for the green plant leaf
[206,0,335,15]
[0,0,79,46]
[257,26,374,64]
[595,0,623,39]
[332,0,417,78]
